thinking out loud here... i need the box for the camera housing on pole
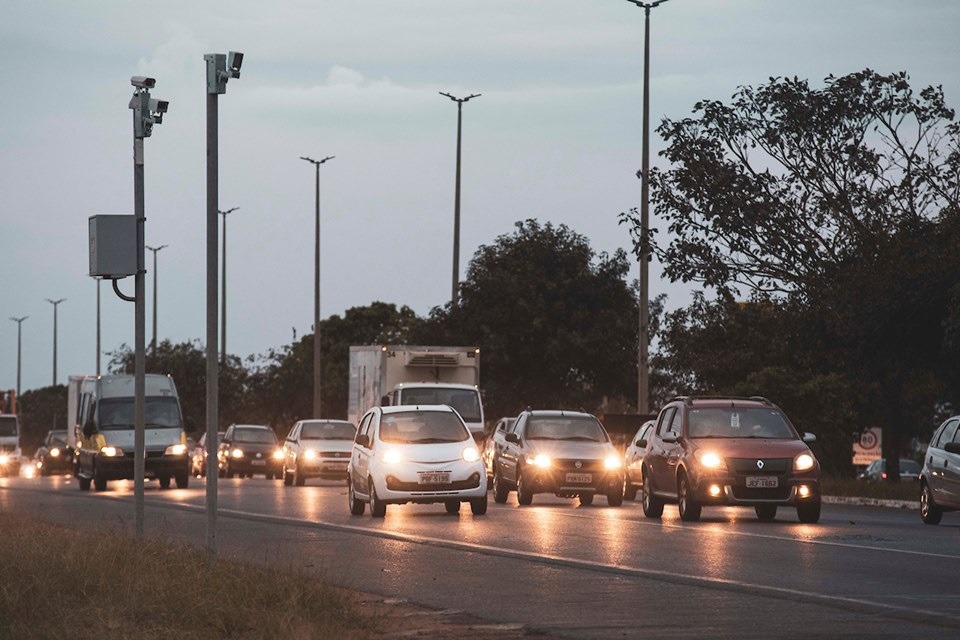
[205,51,243,94]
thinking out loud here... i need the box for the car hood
[377,440,477,464]
[690,438,811,459]
[228,441,279,454]
[101,427,182,450]
[526,440,618,460]
[301,439,353,454]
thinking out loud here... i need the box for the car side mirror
[356,434,370,448]
[945,442,960,454]
[636,438,648,448]
[661,432,678,444]
[802,432,817,443]
[505,433,520,445]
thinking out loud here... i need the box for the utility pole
[9,316,27,397]
[146,244,168,354]
[45,298,65,386]
[218,208,238,365]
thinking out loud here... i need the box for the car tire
[158,475,171,490]
[295,465,306,487]
[755,504,777,521]
[516,467,533,506]
[175,471,189,489]
[796,496,821,524]
[78,474,91,491]
[677,473,701,522]
[93,468,108,492]
[283,466,294,486]
[607,484,624,507]
[641,468,663,518]
[470,493,488,515]
[921,483,943,525]
[579,492,594,507]
[623,476,638,501]
[348,480,365,516]
[369,479,386,518]
[444,500,460,514]
[492,467,509,504]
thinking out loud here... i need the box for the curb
[823,495,920,510]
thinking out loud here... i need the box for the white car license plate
[251,460,266,466]
[566,473,592,484]
[746,476,778,488]
[418,471,451,484]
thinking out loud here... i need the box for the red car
[641,396,821,523]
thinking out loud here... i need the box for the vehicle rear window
[379,411,469,444]
[688,408,796,439]
[302,422,356,440]
[233,428,277,444]
[526,417,608,442]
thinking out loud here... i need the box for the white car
[347,405,488,517]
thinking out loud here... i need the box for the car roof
[379,404,456,415]
[669,396,776,410]
[300,419,353,425]
[524,410,596,419]
[231,424,272,430]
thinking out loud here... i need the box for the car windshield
[526,416,608,442]
[379,411,470,444]
[98,397,183,429]
[0,416,18,436]
[688,408,796,439]
[301,422,356,440]
[900,460,922,474]
[398,388,482,422]
[233,428,277,444]
[48,432,67,446]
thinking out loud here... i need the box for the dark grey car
[920,415,960,525]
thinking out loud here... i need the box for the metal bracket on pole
[111,277,136,303]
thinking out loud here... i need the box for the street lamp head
[440,91,482,104]
[300,155,335,166]
[45,298,66,305]
[218,207,239,215]
[130,76,156,89]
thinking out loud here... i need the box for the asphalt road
[2,474,958,639]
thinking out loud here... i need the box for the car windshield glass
[98,397,182,429]
[526,417,607,442]
[379,411,469,444]
[398,388,482,422]
[233,428,277,444]
[301,422,356,440]
[900,460,922,474]
[688,408,796,439]
[0,416,17,436]
[48,433,67,446]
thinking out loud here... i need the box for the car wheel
[283,465,294,486]
[921,483,943,525]
[348,479,365,516]
[470,493,488,515]
[516,467,533,506]
[677,473,701,522]
[444,500,460,514]
[607,484,624,507]
[492,467,509,504]
[369,479,386,518]
[623,475,638,501]
[579,492,594,507]
[175,471,189,489]
[796,496,821,524]
[755,504,777,521]
[78,474,91,491]
[641,467,663,518]
[294,465,306,487]
[158,475,171,490]
[93,468,108,492]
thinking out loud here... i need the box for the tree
[419,219,640,420]
[17,385,67,456]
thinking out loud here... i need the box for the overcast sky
[2,0,958,395]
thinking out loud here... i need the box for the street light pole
[95,279,101,376]
[204,50,243,561]
[9,316,27,397]
[146,244,168,354]
[45,298,65,386]
[626,0,670,417]
[299,156,334,418]
[218,208,238,366]
[439,91,480,306]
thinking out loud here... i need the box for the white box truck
[348,346,485,440]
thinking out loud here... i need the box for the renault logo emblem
[756,460,764,470]
[575,461,583,469]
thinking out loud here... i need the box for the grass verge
[0,512,378,640]
[821,476,921,501]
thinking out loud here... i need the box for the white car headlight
[231,448,244,459]
[528,454,551,468]
[50,448,61,457]
[0,454,9,465]
[272,449,284,460]
[604,455,623,470]
[303,449,317,461]
[101,446,123,458]
[794,453,816,471]
[696,450,726,470]
[462,446,480,462]
[382,449,402,465]
[165,444,188,456]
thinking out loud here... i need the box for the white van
[0,413,22,476]
[75,374,190,491]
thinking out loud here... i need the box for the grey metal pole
[9,317,27,397]
[133,133,146,539]
[206,89,220,559]
[299,156,334,418]
[96,279,101,376]
[146,244,168,354]
[439,92,480,306]
[218,208,237,366]
[45,298,65,386]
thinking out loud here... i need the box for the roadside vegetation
[821,476,922,502]
[0,513,376,640]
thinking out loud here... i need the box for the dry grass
[821,476,922,501]
[0,513,378,640]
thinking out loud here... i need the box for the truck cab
[389,383,485,442]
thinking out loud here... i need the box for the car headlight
[101,446,123,458]
[165,444,188,456]
[272,449,284,460]
[528,454,551,468]
[695,450,727,470]
[794,453,816,471]
[303,449,317,461]
[462,446,480,462]
[604,455,623,470]
[231,448,244,459]
[0,454,8,465]
[50,448,61,457]
[382,449,402,465]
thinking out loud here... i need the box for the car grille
[318,451,350,459]
[727,457,791,474]
[553,459,604,473]
[731,486,792,500]
[386,473,481,492]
